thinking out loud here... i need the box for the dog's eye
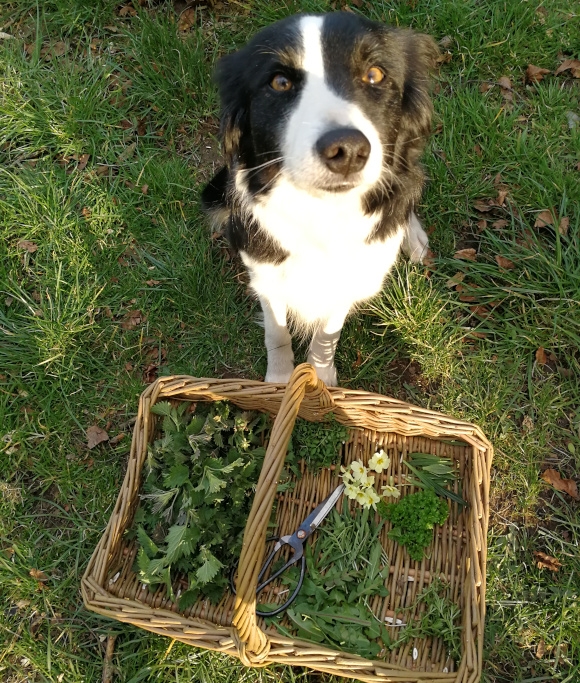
[362,67,385,85]
[270,74,292,92]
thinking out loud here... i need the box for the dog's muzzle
[315,128,371,177]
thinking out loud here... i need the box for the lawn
[0,0,579,681]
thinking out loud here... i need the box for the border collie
[202,12,438,386]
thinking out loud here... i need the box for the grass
[0,0,578,681]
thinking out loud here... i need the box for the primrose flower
[340,465,355,484]
[349,460,367,480]
[381,484,401,499]
[355,488,369,506]
[363,486,381,509]
[344,482,359,500]
[369,449,390,473]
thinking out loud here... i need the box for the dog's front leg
[402,211,429,263]
[261,296,294,383]
[307,312,348,387]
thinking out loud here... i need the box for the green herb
[402,452,467,507]
[263,502,391,659]
[285,415,349,477]
[398,579,463,663]
[377,489,449,561]
[131,400,268,609]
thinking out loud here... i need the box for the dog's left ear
[400,32,440,142]
[214,50,249,165]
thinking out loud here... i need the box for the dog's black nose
[316,128,371,176]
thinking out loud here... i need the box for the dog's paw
[312,364,338,387]
[402,214,429,263]
[265,364,294,384]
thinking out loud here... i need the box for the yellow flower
[349,460,368,481]
[355,488,368,506]
[381,484,400,499]
[363,486,381,509]
[344,483,359,500]
[369,449,390,473]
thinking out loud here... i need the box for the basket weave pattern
[82,364,492,683]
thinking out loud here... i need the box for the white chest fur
[241,180,404,327]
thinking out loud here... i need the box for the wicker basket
[82,363,492,683]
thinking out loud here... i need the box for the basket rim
[81,370,492,683]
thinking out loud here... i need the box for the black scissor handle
[229,536,306,617]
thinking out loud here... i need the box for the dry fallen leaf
[555,59,580,78]
[474,199,495,212]
[454,248,477,261]
[533,551,563,572]
[87,425,109,449]
[558,216,569,236]
[497,76,512,90]
[17,239,38,253]
[496,188,509,206]
[120,309,145,330]
[479,82,492,93]
[29,568,49,581]
[141,184,148,195]
[492,219,509,230]
[476,219,487,232]
[495,255,515,269]
[109,433,126,446]
[536,347,547,365]
[541,469,578,499]
[117,142,136,164]
[474,144,483,157]
[145,279,160,286]
[77,153,90,171]
[178,8,196,31]
[446,272,465,288]
[526,64,551,83]
[535,209,555,228]
[536,639,545,659]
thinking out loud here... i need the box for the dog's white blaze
[282,15,383,191]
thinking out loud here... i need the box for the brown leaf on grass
[422,247,437,269]
[476,219,487,232]
[533,551,563,572]
[535,209,555,227]
[77,153,90,171]
[536,346,547,364]
[541,469,578,499]
[454,248,477,261]
[143,363,159,384]
[446,272,465,287]
[536,639,546,659]
[353,349,362,369]
[120,309,145,330]
[474,199,495,212]
[496,255,515,269]
[96,165,109,176]
[17,239,38,253]
[497,76,512,90]
[436,51,452,65]
[474,144,483,157]
[145,279,160,286]
[109,433,126,446]
[470,304,491,318]
[136,118,147,136]
[117,142,136,163]
[119,4,137,17]
[555,59,580,78]
[496,188,509,206]
[493,172,503,186]
[492,219,509,230]
[479,82,492,93]
[52,41,67,57]
[178,8,196,31]
[87,425,109,449]
[29,568,49,581]
[558,216,569,236]
[141,184,148,195]
[526,64,551,83]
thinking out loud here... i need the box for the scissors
[230,483,345,617]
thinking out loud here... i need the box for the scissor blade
[300,483,345,536]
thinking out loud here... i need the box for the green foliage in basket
[403,452,467,507]
[131,400,268,608]
[263,502,391,659]
[377,489,449,561]
[286,415,349,475]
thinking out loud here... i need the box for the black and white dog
[202,12,438,386]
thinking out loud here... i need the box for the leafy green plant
[400,579,463,663]
[377,489,449,561]
[264,502,391,659]
[132,401,268,608]
[403,452,467,507]
[285,415,349,475]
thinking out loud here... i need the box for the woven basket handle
[231,363,334,665]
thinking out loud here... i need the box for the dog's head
[215,12,438,198]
